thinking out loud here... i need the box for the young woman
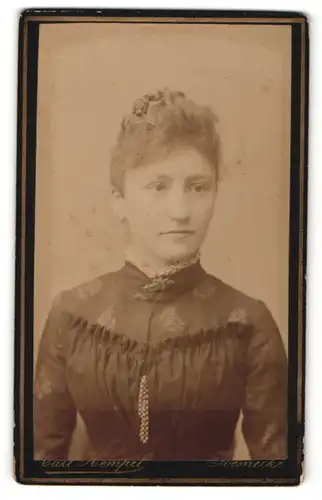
[34,88,287,461]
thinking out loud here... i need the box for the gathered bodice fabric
[34,261,287,461]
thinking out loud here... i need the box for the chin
[158,245,197,263]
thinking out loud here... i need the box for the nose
[167,189,190,222]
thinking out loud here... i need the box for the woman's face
[114,147,217,266]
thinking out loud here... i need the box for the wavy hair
[110,88,222,194]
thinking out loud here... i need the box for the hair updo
[110,88,222,194]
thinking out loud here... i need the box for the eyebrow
[147,175,171,181]
[146,174,213,182]
[185,175,213,182]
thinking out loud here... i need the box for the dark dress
[34,260,287,461]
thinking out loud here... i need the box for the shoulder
[200,272,275,327]
[48,270,122,320]
[197,276,287,372]
[205,275,286,356]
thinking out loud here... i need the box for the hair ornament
[131,88,186,121]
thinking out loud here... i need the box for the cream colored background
[34,22,291,460]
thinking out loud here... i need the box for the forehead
[129,148,214,181]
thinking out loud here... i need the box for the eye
[147,181,167,192]
[189,183,210,193]
[193,184,204,192]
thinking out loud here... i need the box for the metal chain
[138,375,149,444]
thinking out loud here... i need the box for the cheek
[192,196,215,223]
[125,196,161,231]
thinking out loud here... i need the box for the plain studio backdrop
[34,22,291,460]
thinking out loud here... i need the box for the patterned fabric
[228,308,248,325]
[157,306,186,335]
[34,366,53,400]
[97,305,116,330]
[34,261,288,461]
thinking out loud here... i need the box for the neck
[125,246,200,278]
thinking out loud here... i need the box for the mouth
[160,230,195,235]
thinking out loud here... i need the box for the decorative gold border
[17,14,307,485]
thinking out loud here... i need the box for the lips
[160,230,195,235]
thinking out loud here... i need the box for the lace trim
[125,252,201,280]
[153,252,201,279]
[126,252,201,295]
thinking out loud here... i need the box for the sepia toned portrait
[15,9,308,486]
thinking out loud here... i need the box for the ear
[111,188,126,222]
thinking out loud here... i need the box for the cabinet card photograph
[14,9,308,486]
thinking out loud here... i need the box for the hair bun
[131,88,186,119]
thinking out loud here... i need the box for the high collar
[119,259,207,302]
